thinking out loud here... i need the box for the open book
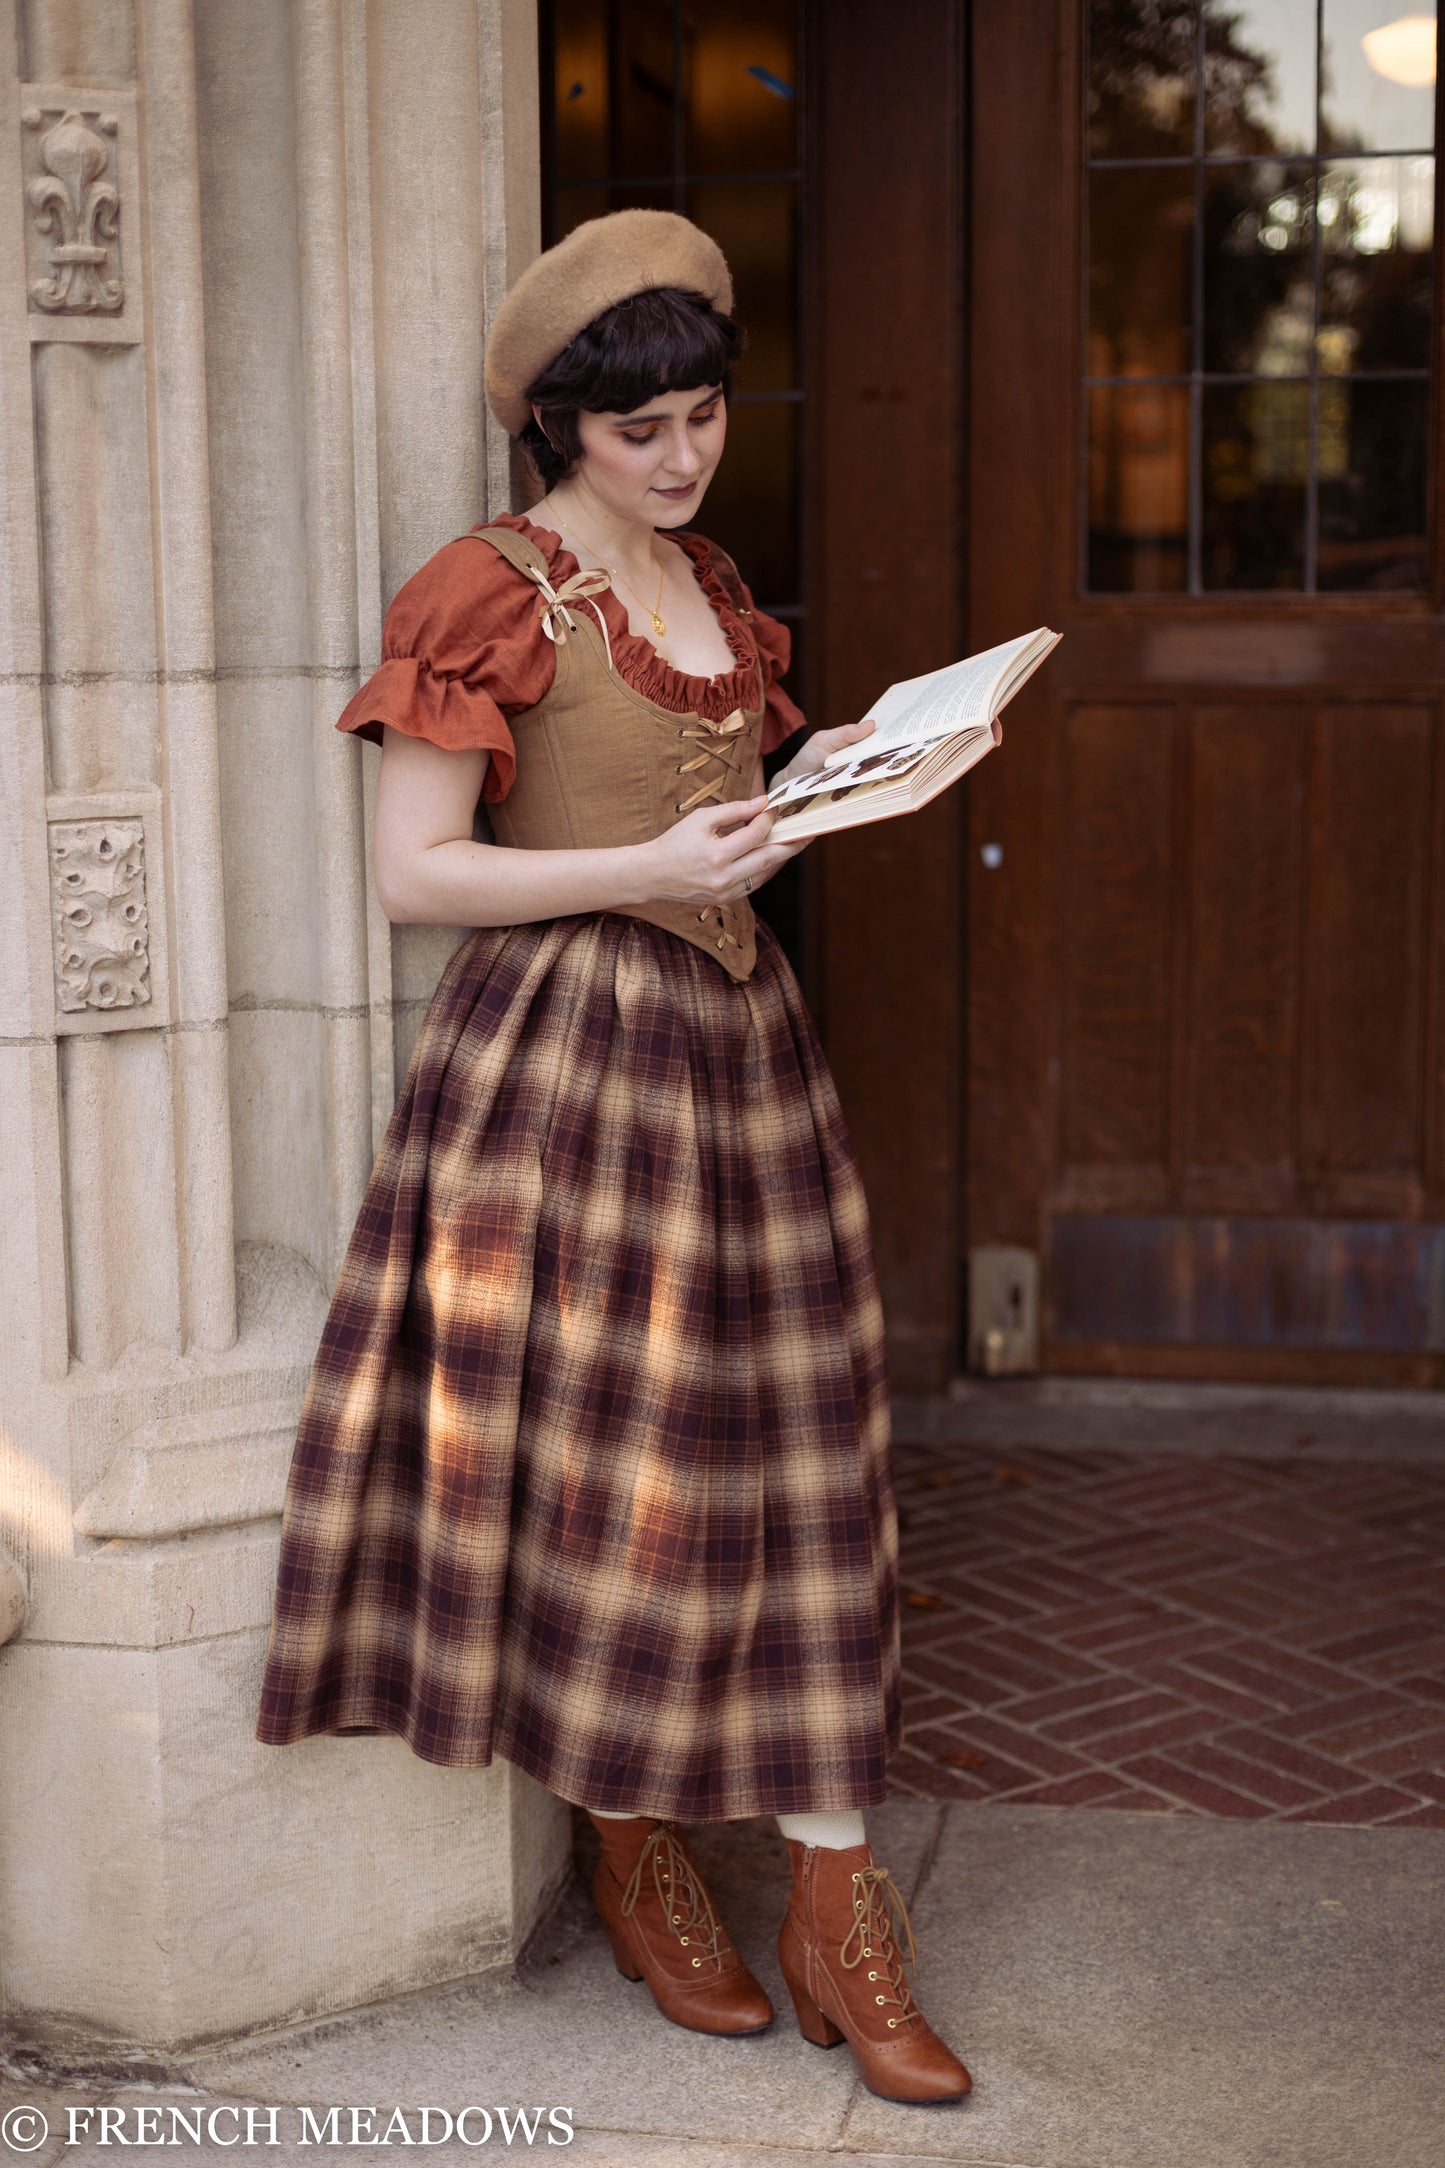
[763,627,1062,841]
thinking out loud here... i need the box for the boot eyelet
[876,1995,887,2005]
[887,2016,899,2028]
[679,1936,688,1945]
[692,1956,702,1967]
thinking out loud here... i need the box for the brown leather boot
[777,1838,972,2102]
[586,1812,774,2036]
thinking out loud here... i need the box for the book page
[766,736,934,809]
[823,630,1045,767]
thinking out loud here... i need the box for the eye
[622,428,660,446]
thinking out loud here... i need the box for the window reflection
[1202,160,1315,372]
[1089,383,1191,589]
[1084,0,1435,593]
[1318,154,1434,367]
[1323,0,1437,151]
[1089,0,1197,155]
[1089,165,1194,373]
[1203,0,1317,153]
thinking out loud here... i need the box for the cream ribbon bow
[520,560,615,670]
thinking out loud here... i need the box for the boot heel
[783,1971,845,2048]
[602,1915,643,1981]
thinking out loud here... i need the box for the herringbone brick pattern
[886,1438,1445,1827]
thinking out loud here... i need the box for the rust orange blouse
[335,512,807,805]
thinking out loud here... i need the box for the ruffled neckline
[487,512,764,722]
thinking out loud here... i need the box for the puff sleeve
[335,537,557,803]
[746,597,808,756]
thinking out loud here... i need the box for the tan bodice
[464,524,765,981]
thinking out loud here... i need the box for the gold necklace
[544,495,668,638]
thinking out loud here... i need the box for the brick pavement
[887,1436,1445,1827]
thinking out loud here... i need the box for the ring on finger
[743,875,753,893]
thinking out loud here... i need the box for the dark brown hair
[520,285,744,487]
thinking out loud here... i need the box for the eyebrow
[614,391,723,427]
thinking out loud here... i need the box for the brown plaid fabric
[254,910,902,1818]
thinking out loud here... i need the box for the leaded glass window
[1085,1,1436,592]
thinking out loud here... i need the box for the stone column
[0,0,561,2060]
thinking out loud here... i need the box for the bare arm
[373,726,810,927]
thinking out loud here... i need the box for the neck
[546,482,661,579]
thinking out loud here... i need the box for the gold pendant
[649,609,667,637]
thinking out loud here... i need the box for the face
[564,384,727,528]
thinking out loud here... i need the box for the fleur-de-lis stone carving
[23,107,123,314]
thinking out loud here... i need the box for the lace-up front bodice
[467,523,767,980]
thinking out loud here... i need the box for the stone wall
[0,0,568,2061]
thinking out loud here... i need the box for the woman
[254,209,971,2106]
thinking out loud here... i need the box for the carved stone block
[19,85,142,345]
[45,790,169,1033]
[49,817,149,1013]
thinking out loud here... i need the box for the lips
[654,482,698,498]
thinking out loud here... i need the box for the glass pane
[552,0,609,183]
[1318,154,1434,368]
[550,184,611,241]
[1321,0,1437,154]
[687,182,797,391]
[682,0,799,173]
[1203,159,1315,371]
[1088,166,1194,375]
[700,399,798,603]
[1202,379,1308,586]
[611,0,679,178]
[553,179,676,245]
[1087,381,1191,590]
[1087,0,1197,158]
[1203,0,1318,155]
[1317,376,1429,586]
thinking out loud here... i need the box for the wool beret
[485,209,734,435]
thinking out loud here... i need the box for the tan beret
[485,208,734,435]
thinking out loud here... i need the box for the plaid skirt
[253,910,902,1819]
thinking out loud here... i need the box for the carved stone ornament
[48,818,151,1014]
[22,105,122,314]
[18,88,140,343]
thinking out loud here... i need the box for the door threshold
[891,1375,1445,1460]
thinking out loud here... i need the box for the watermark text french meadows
[0,2104,575,2150]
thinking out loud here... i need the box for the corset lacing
[675,707,751,952]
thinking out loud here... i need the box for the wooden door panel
[1306,706,1433,1208]
[1059,703,1174,1198]
[1185,705,1304,1207]
[969,0,1445,1383]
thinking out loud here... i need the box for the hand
[639,795,813,907]
[772,714,878,787]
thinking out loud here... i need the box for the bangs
[525,286,743,416]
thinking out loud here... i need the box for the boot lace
[618,1820,729,1971]
[839,1863,922,2026]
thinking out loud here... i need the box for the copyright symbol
[0,2106,48,2152]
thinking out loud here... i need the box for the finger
[715,808,776,857]
[708,793,770,829]
[729,837,800,888]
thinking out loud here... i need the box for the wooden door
[969,0,1445,1385]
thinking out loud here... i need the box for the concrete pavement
[5,1793,1441,2167]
